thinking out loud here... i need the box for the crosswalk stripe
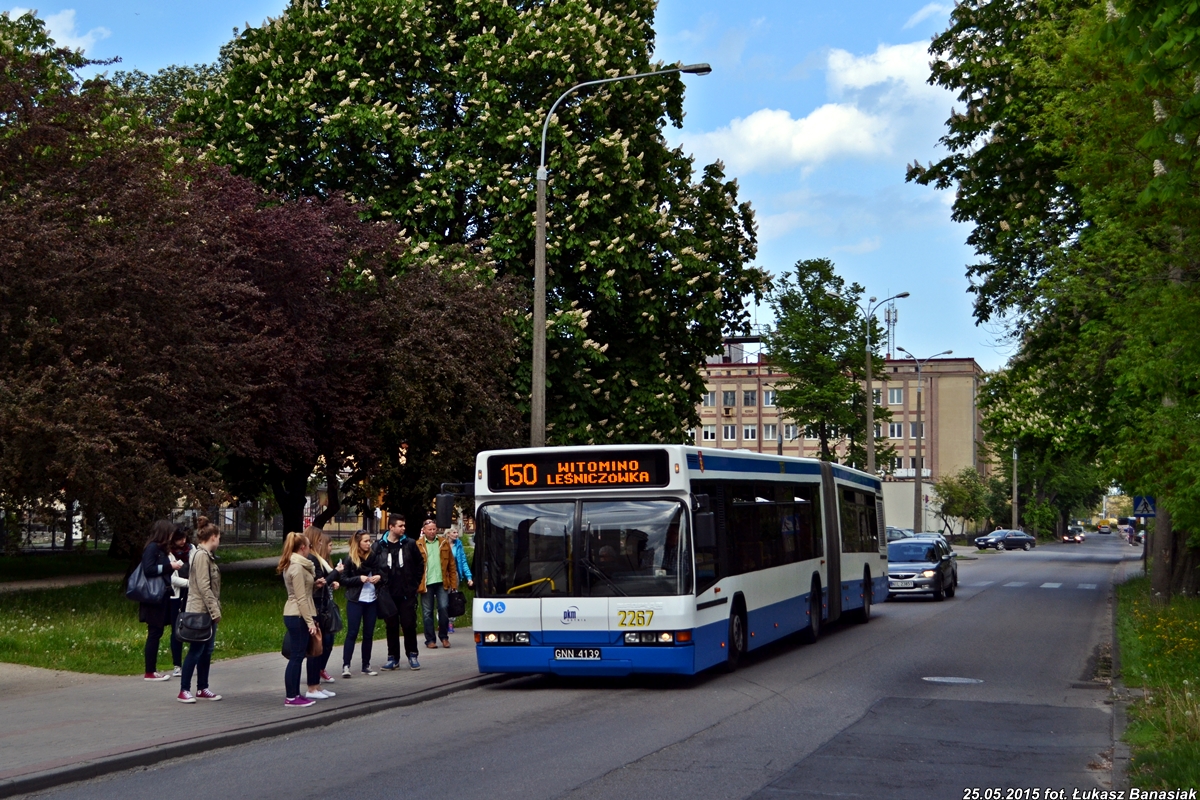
[1003,582,1027,587]
[1040,582,1062,589]
[972,581,994,587]
[1078,583,1097,590]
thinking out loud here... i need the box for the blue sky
[6,0,1007,370]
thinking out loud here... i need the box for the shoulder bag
[447,589,467,618]
[175,611,213,643]
[126,564,167,604]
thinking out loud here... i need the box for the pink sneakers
[176,691,196,704]
[196,689,222,701]
[144,672,171,682]
[284,696,315,708]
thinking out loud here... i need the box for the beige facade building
[693,341,987,488]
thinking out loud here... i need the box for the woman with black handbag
[305,528,340,692]
[177,523,222,703]
[279,532,321,708]
[139,520,184,682]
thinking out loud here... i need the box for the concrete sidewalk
[0,628,496,797]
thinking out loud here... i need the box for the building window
[891,456,904,471]
[743,425,757,441]
[702,391,716,407]
[743,390,757,407]
[889,422,903,439]
[804,425,819,440]
[702,425,717,441]
[910,422,925,438]
[910,457,918,469]
[872,389,882,405]
[874,423,882,438]
[888,387,904,405]
[722,390,737,407]
[722,424,737,441]
[762,389,776,407]
[783,424,798,441]
[763,423,778,441]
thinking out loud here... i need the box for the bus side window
[692,480,723,594]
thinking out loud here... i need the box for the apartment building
[693,340,986,484]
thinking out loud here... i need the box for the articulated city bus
[465,445,887,676]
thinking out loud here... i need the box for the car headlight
[921,569,937,578]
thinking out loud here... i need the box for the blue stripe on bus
[830,465,882,491]
[685,453,822,477]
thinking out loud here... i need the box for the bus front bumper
[476,645,695,676]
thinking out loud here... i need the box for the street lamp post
[531,62,713,448]
[897,347,952,533]
[833,291,909,474]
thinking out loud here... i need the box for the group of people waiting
[137,512,473,708]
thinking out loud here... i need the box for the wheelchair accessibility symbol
[482,601,506,614]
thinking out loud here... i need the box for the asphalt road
[30,534,1141,800]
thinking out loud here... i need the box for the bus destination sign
[486,450,671,492]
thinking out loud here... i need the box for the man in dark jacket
[373,514,424,670]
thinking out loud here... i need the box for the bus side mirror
[694,512,716,549]
[435,494,455,529]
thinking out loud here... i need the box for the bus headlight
[625,632,639,644]
[484,632,499,644]
[514,632,530,644]
[481,632,530,645]
[658,632,674,643]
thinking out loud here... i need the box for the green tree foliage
[932,467,989,537]
[764,258,892,467]
[911,0,1200,594]
[175,0,765,444]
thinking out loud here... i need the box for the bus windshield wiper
[580,557,628,596]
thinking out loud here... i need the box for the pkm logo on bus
[561,606,584,624]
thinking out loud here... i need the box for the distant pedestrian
[167,523,197,678]
[305,527,340,691]
[278,532,321,708]
[177,523,222,703]
[339,530,382,677]
[446,527,473,634]
[140,520,184,682]
[417,520,458,649]
[374,514,423,670]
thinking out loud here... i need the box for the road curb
[1109,557,1133,792]
[0,672,511,798]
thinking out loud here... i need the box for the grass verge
[1115,575,1200,790]
[0,544,296,583]
[0,567,474,675]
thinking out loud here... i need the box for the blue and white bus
[466,445,887,676]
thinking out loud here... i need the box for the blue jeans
[284,616,316,698]
[421,583,449,643]
[342,600,377,670]
[181,620,216,692]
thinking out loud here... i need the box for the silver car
[887,538,958,601]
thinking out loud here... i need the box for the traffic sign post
[1133,496,1156,517]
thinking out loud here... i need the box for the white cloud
[827,42,936,98]
[903,3,952,30]
[7,7,111,52]
[833,236,882,254]
[680,105,890,175]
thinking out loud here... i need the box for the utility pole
[1012,447,1019,530]
[897,347,950,533]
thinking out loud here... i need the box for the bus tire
[799,579,821,644]
[723,605,747,672]
[855,569,872,624]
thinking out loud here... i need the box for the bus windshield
[476,499,692,597]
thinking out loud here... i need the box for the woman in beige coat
[178,523,222,703]
[278,532,320,707]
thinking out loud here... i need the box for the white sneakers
[304,689,336,699]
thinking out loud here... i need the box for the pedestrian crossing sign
[1133,496,1156,517]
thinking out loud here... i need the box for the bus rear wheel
[855,570,872,624]
[723,608,746,672]
[799,580,821,644]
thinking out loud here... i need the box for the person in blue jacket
[446,527,473,634]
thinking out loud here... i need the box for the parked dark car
[887,538,957,600]
[974,529,1037,551]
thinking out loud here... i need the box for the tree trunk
[1168,526,1200,597]
[249,498,261,541]
[1151,507,1174,603]
[312,456,340,530]
[270,465,311,536]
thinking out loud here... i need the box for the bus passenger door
[819,462,841,624]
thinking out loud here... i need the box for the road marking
[1078,583,1097,590]
[971,581,995,587]
[922,676,984,684]
[1040,582,1062,589]
[1003,582,1027,587]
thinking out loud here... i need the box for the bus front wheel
[723,607,746,672]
